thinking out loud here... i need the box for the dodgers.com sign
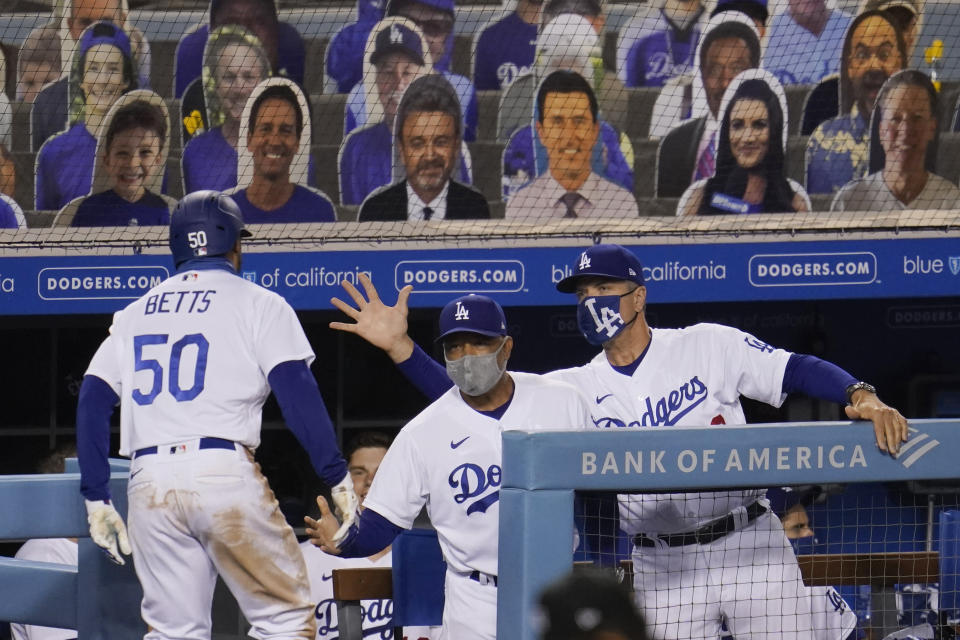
[38,266,170,300]
[394,260,525,293]
[748,252,877,287]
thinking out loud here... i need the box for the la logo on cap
[578,252,591,270]
[390,24,403,43]
[454,301,470,321]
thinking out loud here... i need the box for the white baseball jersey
[10,539,79,640]
[362,371,592,576]
[299,542,437,640]
[548,323,791,534]
[85,267,314,455]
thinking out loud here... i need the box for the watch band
[846,381,877,403]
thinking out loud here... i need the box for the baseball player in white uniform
[75,191,358,640]
[306,293,592,640]
[321,246,909,640]
[300,430,437,640]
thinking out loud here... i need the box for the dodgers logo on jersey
[454,301,469,321]
[744,336,775,353]
[449,463,501,515]
[315,596,394,639]
[592,376,708,428]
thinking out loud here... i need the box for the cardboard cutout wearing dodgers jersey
[53,90,175,227]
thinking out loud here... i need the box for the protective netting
[575,484,960,640]
[1,0,959,250]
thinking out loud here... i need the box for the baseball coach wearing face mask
[305,290,592,640]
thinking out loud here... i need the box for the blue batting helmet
[169,191,251,267]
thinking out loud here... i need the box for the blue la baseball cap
[370,22,425,66]
[79,20,133,62]
[436,294,507,342]
[556,244,645,293]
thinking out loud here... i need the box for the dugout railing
[0,459,145,638]
[499,419,960,639]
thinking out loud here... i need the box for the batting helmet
[169,191,251,267]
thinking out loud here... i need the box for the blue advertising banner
[0,237,957,315]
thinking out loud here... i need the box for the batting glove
[85,499,132,566]
[330,472,359,547]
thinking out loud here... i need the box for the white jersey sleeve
[86,326,123,395]
[252,292,315,374]
[362,428,427,530]
[710,323,791,408]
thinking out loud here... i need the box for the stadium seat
[312,143,341,206]
[602,30,617,73]
[624,88,660,140]
[24,211,54,228]
[12,150,34,212]
[636,197,679,217]
[304,38,329,96]
[476,90,500,141]
[311,93,348,148]
[165,97,182,152]
[786,135,809,186]
[164,157,184,200]
[497,73,534,143]
[809,193,833,212]
[11,101,30,153]
[150,39,178,100]
[631,138,660,199]
[785,84,813,136]
[452,33,474,79]
[469,140,505,202]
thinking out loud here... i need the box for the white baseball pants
[126,441,315,640]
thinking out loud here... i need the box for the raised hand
[329,273,415,363]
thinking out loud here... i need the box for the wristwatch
[846,381,877,403]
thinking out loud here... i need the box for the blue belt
[134,437,236,459]
[469,570,497,587]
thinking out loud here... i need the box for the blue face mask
[577,292,636,346]
[790,535,817,556]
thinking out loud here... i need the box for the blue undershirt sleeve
[396,343,454,402]
[77,375,119,502]
[781,353,857,406]
[336,507,405,558]
[268,360,348,486]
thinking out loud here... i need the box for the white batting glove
[85,499,132,566]
[330,472,359,547]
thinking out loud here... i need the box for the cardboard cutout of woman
[226,78,336,223]
[54,91,174,227]
[35,20,137,211]
[181,25,271,194]
[677,69,811,216]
